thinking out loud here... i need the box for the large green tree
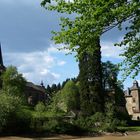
[41,0,139,78]
[78,39,103,115]
[102,61,119,90]
[42,0,106,115]
[0,66,26,132]
[1,66,26,98]
[102,61,125,106]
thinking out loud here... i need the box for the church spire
[0,43,4,66]
[0,43,5,88]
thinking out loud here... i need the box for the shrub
[49,80,80,113]
[4,106,33,134]
[35,102,46,112]
[0,93,22,132]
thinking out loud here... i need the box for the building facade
[125,80,140,120]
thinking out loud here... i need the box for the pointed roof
[128,80,139,91]
[0,43,4,66]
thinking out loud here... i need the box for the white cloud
[48,46,59,53]
[57,60,66,66]
[101,41,123,59]
[4,47,66,85]
[51,73,60,79]
[40,69,50,75]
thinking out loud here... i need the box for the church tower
[0,44,6,88]
[0,43,6,74]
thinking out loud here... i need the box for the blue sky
[0,0,139,89]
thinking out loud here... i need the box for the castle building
[0,44,47,105]
[125,80,140,120]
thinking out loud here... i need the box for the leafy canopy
[41,0,140,77]
[1,66,26,96]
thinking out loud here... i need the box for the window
[132,98,136,103]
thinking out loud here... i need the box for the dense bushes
[0,66,27,133]
[0,93,22,132]
[48,80,79,113]
[3,106,33,134]
[73,104,127,133]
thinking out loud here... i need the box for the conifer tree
[51,84,57,93]
[78,38,104,115]
[57,83,61,91]
[46,85,52,94]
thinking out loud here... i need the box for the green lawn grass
[118,126,140,132]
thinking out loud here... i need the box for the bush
[49,80,80,113]
[4,106,33,134]
[35,102,46,112]
[74,112,104,132]
[0,93,22,132]
[42,117,79,134]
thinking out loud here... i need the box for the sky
[0,0,139,89]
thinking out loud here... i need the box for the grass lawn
[118,126,140,132]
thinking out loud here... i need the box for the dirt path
[0,135,140,140]
[0,135,79,140]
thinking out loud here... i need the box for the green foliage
[114,84,126,107]
[41,0,140,78]
[102,61,119,90]
[48,80,79,113]
[43,118,59,133]
[102,61,126,108]
[47,91,65,113]
[118,126,140,132]
[35,102,46,112]
[117,9,140,79]
[101,102,127,132]
[1,66,26,97]
[0,66,29,133]
[74,117,90,131]
[74,112,105,132]
[74,102,127,132]
[4,106,33,133]
[79,48,104,116]
[62,80,79,111]
[0,93,22,132]
[74,102,126,132]
[103,102,117,132]
[51,84,57,93]
[33,102,46,129]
